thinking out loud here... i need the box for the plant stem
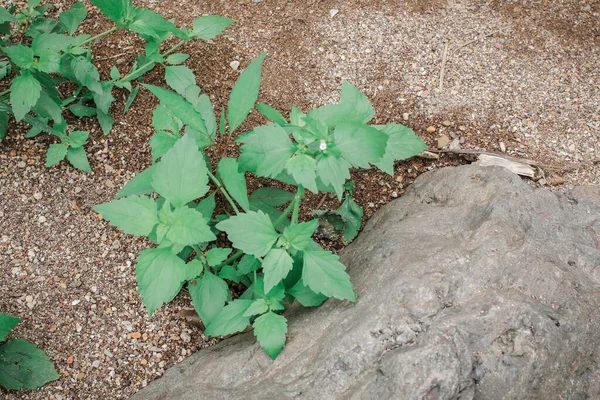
[215,249,244,269]
[80,26,118,47]
[0,88,10,97]
[291,186,305,224]
[207,170,240,215]
[116,39,186,84]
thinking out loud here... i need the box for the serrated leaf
[46,143,68,167]
[249,188,294,207]
[60,2,87,35]
[193,94,216,138]
[283,220,319,252]
[302,250,355,301]
[71,56,102,94]
[68,104,96,117]
[3,45,34,70]
[192,15,234,40]
[136,247,186,316]
[237,254,260,275]
[215,210,279,258]
[152,103,182,134]
[0,7,16,24]
[150,130,180,161]
[243,298,269,317]
[94,195,158,236]
[10,72,41,121]
[166,206,216,247]
[68,130,89,148]
[204,299,253,337]
[373,123,427,174]
[144,84,209,138]
[337,196,363,244]
[288,279,328,307]
[206,248,232,267]
[238,123,296,178]
[309,80,375,126]
[333,122,388,168]
[0,338,59,390]
[116,165,155,198]
[32,88,62,122]
[165,65,196,97]
[256,103,287,125]
[166,53,190,65]
[66,146,92,172]
[0,313,20,342]
[196,194,215,219]
[123,85,139,114]
[285,154,318,193]
[262,248,293,294]
[189,271,229,326]
[184,259,204,281]
[252,312,287,360]
[89,0,134,25]
[217,157,250,212]
[130,7,185,40]
[316,153,351,200]
[152,134,209,207]
[227,52,266,133]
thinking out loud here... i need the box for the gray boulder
[132,165,600,400]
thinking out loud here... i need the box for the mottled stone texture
[132,166,600,400]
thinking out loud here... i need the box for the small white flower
[319,140,327,151]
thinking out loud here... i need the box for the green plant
[0,312,58,390]
[0,0,233,172]
[94,54,426,359]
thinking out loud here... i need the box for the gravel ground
[1,0,598,399]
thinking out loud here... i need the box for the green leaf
[227,52,266,133]
[206,248,232,267]
[283,220,319,252]
[68,104,96,117]
[71,56,103,94]
[243,298,269,317]
[152,103,183,134]
[217,157,250,212]
[96,109,114,135]
[10,72,41,122]
[196,194,215,219]
[288,279,327,307]
[144,84,209,138]
[309,80,375,126]
[0,313,20,342]
[337,196,363,244]
[66,146,92,173]
[60,2,87,35]
[0,338,59,390]
[0,7,16,23]
[316,153,351,200]
[130,8,185,40]
[333,122,388,168]
[89,0,134,25]
[0,112,7,141]
[136,247,186,316]
[193,94,216,138]
[237,254,260,275]
[189,271,229,326]
[94,195,159,236]
[373,123,427,174]
[67,130,89,148]
[165,65,196,97]
[256,103,287,125]
[152,134,210,207]
[262,248,293,294]
[3,45,34,70]
[216,210,279,258]
[238,123,296,178]
[166,53,190,65]
[219,106,225,135]
[91,81,115,114]
[192,15,234,40]
[252,312,287,360]
[204,299,253,337]
[249,188,294,207]
[46,143,68,167]
[166,206,216,247]
[150,130,180,161]
[30,90,61,122]
[285,154,318,193]
[116,165,156,198]
[302,250,355,301]
[184,259,203,281]
[123,85,139,114]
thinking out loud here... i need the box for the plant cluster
[0,312,58,390]
[0,0,233,172]
[94,53,427,359]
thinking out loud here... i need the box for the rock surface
[132,166,600,400]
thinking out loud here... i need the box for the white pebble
[38,216,47,223]
[230,60,240,70]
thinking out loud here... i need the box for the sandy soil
[1,0,598,399]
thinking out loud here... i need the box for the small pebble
[499,142,506,152]
[437,135,450,149]
[459,125,466,131]
[442,120,451,126]
[17,161,26,168]
[402,113,409,121]
[230,60,240,70]
[33,192,43,200]
[426,126,436,133]
[38,216,47,223]
[551,177,565,186]
[92,360,100,368]
[329,9,339,18]
[72,299,81,306]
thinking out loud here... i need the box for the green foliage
[0,312,58,390]
[95,54,426,360]
[0,1,233,172]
